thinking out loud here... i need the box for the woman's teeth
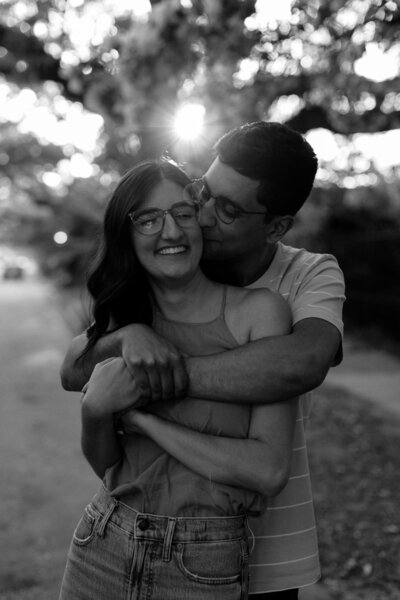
[157,246,187,255]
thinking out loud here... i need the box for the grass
[308,384,400,599]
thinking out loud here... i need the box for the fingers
[124,351,187,402]
[126,365,152,405]
[119,327,189,402]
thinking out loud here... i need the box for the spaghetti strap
[219,285,228,319]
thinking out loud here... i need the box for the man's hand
[82,357,147,419]
[118,324,188,402]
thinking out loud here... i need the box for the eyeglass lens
[132,204,198,235]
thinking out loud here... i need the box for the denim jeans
[59,486,250,600]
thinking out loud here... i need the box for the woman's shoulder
[226,284,288,312]
[225,285,292,344]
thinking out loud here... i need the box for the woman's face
[130,179,203,286]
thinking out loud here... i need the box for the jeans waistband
[91,486,247,544]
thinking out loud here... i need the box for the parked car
[3,265,25,280]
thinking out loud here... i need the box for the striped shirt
[247,242,345,593]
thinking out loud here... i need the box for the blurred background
[1,1,400,599]
[0,0,399,340]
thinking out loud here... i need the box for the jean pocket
[72,504,99,546]
[177,538,246,585]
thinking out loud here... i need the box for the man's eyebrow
[203,178,234,203]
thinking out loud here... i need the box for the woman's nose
[198,199,217,227]
[161,213,183,239]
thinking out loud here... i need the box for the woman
[59,158,297,600]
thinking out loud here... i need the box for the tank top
[104,286,267,518]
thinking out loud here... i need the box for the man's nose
[161,213,183,239]
[198,199,217,227]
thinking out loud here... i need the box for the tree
[1,0,399,341]
[1,0,399,162]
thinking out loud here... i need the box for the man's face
[198,158,270,262]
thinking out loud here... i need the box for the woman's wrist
[120,409,152,434]
[81,393,113,422]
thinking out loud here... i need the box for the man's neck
[202,244,278,287]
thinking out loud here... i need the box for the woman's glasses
[184,178,268,225]
[129,202,199,236]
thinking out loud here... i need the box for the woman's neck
[148,270,221,323]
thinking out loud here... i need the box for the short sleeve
[291,254,346,365]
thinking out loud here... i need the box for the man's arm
[123,397,297,497]
[60,331,116,391]
[60,324,188,400]
[185,318,341,404]
[62,317,340,404]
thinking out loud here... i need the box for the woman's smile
[156,245,189,256]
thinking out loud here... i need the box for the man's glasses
[128,202,199,236]
[184,178,268,225]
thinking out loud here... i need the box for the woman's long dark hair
[82,158,191,357]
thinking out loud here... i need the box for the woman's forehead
[141,179,186,209]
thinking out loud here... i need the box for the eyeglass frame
[128,201,200,236]
[184,178,268,224]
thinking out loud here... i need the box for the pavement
[0,277,97,600]
[323,337,400,418]
[1,275,399,599]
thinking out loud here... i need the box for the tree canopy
[1,0,399,163]
[1,0,400,340]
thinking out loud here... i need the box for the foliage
[1,0,399,160]
[287,173,400,340]
[1,0,399,339]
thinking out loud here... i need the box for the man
[61,121,345,598]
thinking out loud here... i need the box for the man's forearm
[185,338,298,404]
[60,331,121,391]
[185,319,341,404]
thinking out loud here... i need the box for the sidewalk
[0,278,98,600]
[324,337,400,417]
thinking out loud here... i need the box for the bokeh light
[53,231,68,245]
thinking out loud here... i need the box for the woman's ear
[265,215,294,244]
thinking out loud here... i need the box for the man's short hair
[214,121,318,217]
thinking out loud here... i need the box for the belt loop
[97,498,117,538]
[162,518,176,562]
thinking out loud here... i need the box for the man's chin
[202,239,223,260]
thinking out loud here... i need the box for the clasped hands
[81,324,188,430]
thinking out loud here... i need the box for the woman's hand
[82,357,148,420]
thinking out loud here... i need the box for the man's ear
[265,215,294,244]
